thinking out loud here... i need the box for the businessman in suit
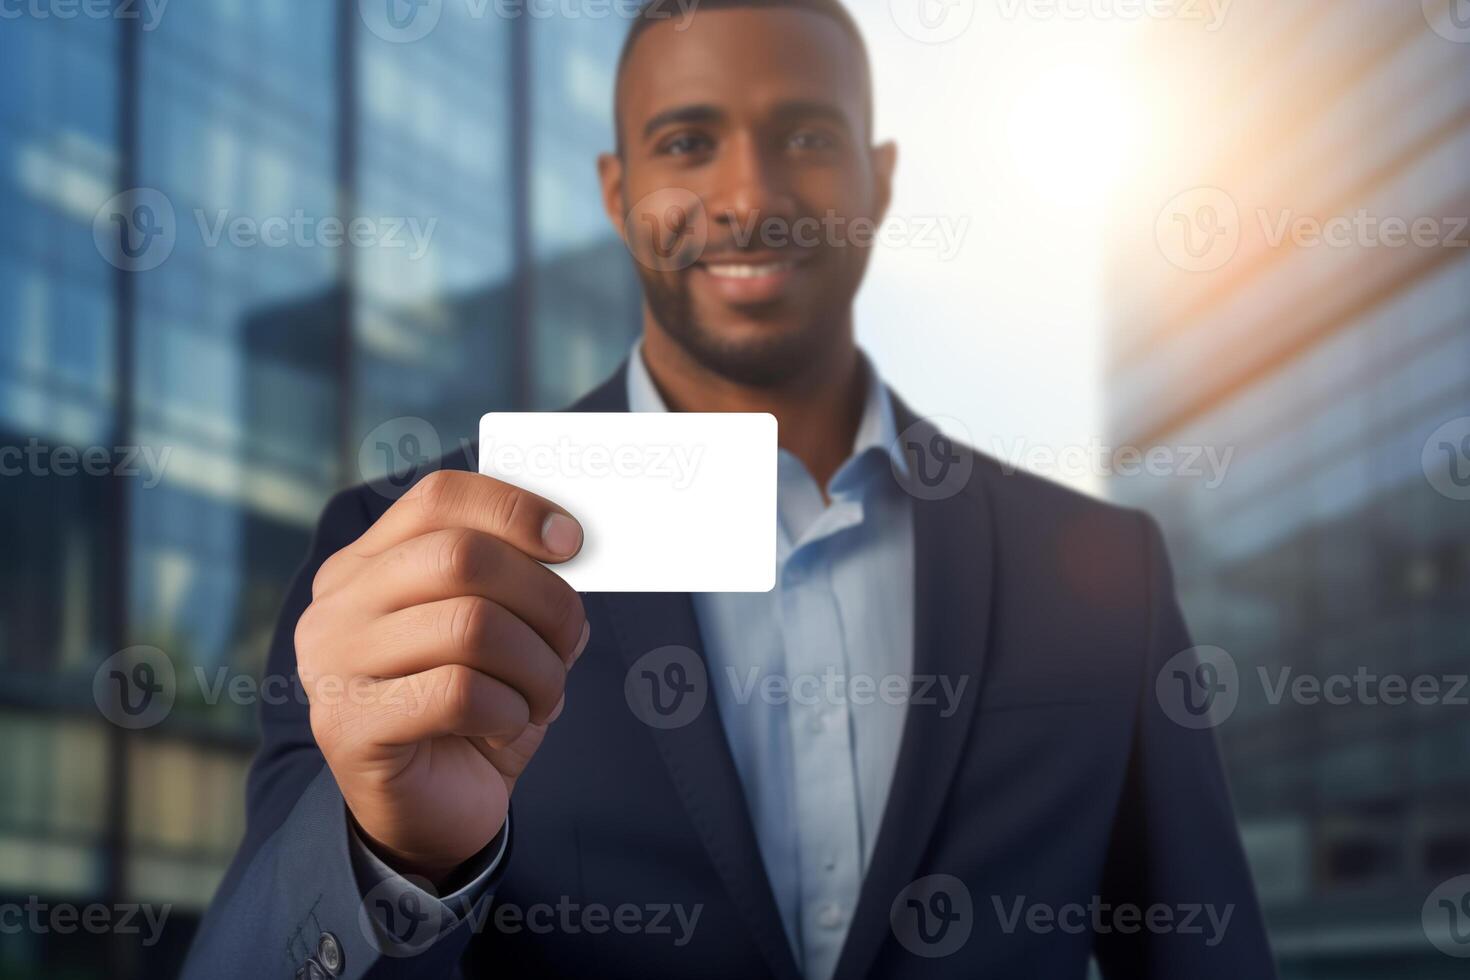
[184,0,1275,976]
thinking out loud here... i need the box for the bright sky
[847,0,1144,495]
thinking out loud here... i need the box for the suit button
[317,932,344,975]
[296,960,325,980]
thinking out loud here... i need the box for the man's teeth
[703,261,795,279]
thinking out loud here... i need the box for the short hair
[613,0,875,155]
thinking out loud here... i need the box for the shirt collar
[624,340,909,479]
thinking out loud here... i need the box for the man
[184,1,1275,977]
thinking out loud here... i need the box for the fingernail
[548,693,566,723]
[571,621,591,665]
[541,513,583,558]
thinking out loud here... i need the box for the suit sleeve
[180,487,507,980]
[1092,514,1277,979]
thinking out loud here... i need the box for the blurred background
[0,0,1466,977]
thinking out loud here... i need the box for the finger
[324,527,588,663]
[359,597,567,723]
[355,665,532,749]
[354,470,583,569]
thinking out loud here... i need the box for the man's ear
[597,152,627,240]
[870,140,898,227]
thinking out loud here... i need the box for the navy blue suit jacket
[183,363,1275,979]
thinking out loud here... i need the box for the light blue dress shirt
[627,345,915,980]
[353,346,915,980]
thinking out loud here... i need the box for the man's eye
[661,134,712,156]
[789,130,836,151]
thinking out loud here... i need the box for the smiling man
[183,1,1275,978]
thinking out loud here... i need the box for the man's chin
[671,314,827,388]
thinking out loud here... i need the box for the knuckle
[485,483,525,537]
[447,595,496,654]
[436,664,478,725]
[548,583,587,653]
[436,527,484,588]
[411,469,459,520]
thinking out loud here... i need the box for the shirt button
[824,853,838,871]
[817,903,845,929]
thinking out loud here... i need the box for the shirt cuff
[348,814,510,919]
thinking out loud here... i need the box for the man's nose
[708,134,796,232]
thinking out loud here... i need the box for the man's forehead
[618,8,865,130]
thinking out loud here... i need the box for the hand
[295,470,589,886]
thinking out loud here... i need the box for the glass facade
[1106,3,1470,978]
[0,4,639,978]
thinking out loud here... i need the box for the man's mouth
[691,253,811,305]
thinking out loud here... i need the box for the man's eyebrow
[768,99,853,131]
[642,104,725,141]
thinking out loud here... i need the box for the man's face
[601,8,896,387]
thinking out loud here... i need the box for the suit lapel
[564,363,803,980]
[832,396,996,980]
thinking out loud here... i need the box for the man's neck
[639,322,867,496]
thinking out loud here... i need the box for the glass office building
[1105,3,1470,978]
[0,4,639,977]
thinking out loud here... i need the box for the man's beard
[634,263,853,390]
